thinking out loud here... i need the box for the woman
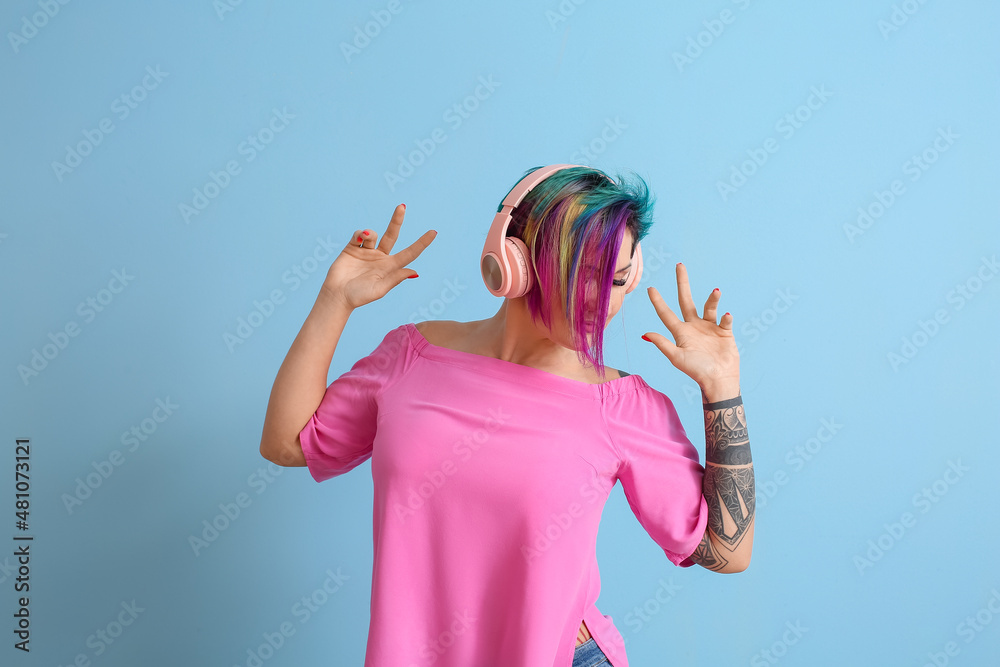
[259,165,755,667]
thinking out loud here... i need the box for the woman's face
[547,229,635,351]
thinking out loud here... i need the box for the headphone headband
[480,164,642,298]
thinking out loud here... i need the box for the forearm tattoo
[688,529,729,571]
[703,395,751,465]
[690,394,755,570]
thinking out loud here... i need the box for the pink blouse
[299,323,709,666]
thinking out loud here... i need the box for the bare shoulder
[412,319,449,341]
[414,320,629,382]
[413,319,468,349]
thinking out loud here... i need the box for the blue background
[2,1,999,665]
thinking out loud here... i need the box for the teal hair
[503,165,656,377]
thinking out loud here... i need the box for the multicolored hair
[503,165,656,377]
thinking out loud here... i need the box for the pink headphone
[480,164,643,298]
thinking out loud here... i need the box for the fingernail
[401,203,406,210]
[363,231,370,236]
[724,312,730,317]
[357,236,363,242]
[713,288,719,293]
[407,273,419,279]
[641,334,651,342]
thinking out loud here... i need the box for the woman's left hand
[642,262,741,394]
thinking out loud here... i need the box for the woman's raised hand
[642,262,740,391]
[321,204,437,310]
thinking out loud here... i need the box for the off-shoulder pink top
[299,323,708,666]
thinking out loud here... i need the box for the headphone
[480,164,643,298]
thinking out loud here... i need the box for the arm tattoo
[703,396,751,465]
[688,394,755,570]
[688,529,729,572]
[703,463,755,548]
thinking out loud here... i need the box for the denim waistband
[572,637,611,667]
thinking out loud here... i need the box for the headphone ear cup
[624,241,643,294]
[504,236,535,298]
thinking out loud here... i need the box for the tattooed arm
[687,385,755,573]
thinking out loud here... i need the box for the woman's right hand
[321,204,438,310]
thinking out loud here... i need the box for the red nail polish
[363,231,370,235]
[713,288,719,293]
[357,236,363,242]
[407,273,419,279]
[641,334,651,342]
[401,203,406,210]
[724,312,730,317]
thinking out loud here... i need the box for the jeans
[572,638,613,667]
